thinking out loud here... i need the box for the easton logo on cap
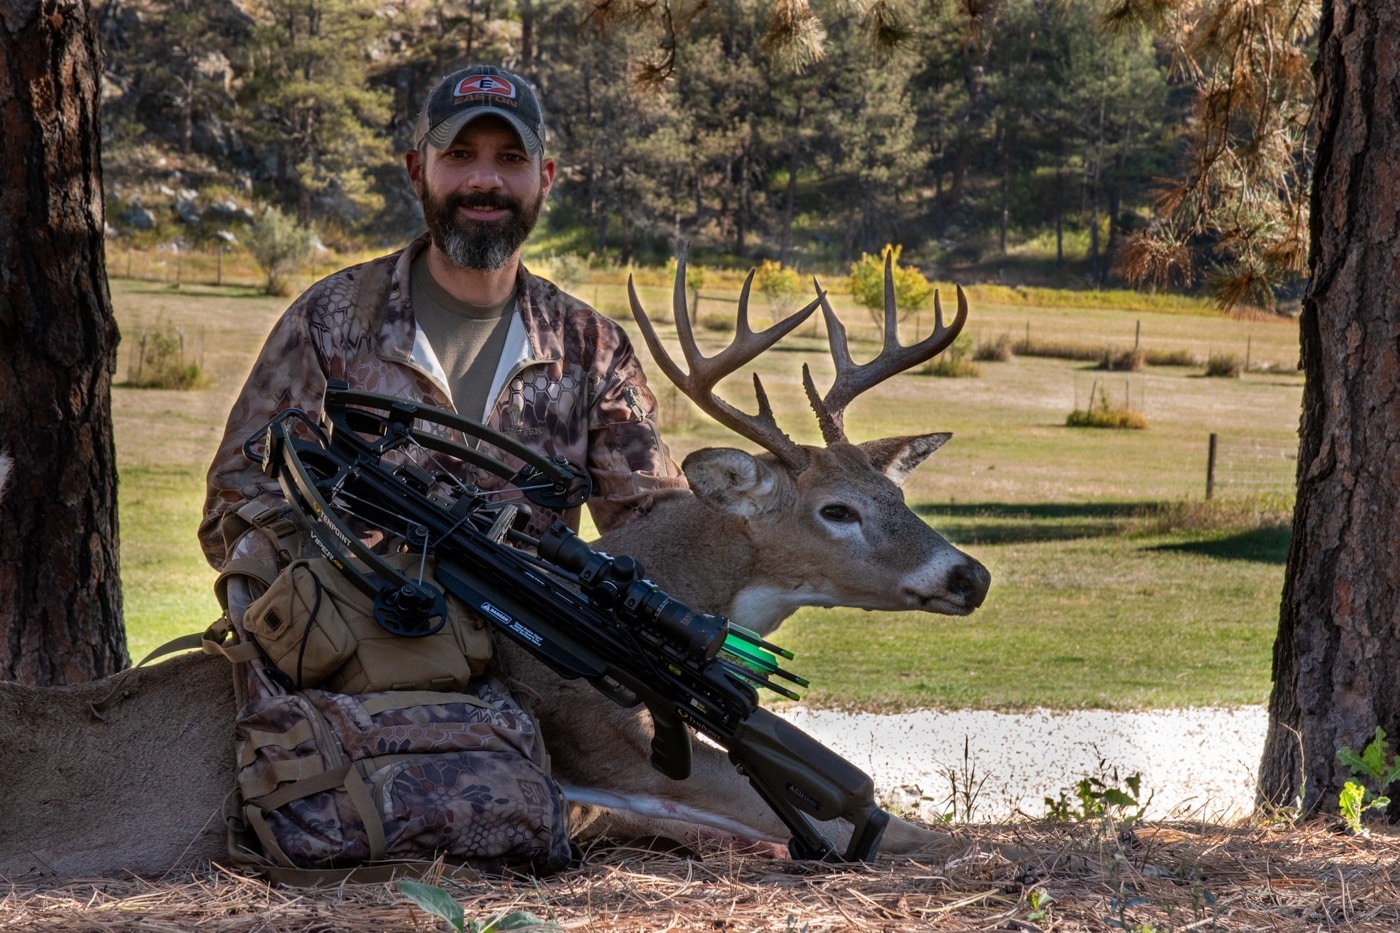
[417,65,546,155]
[453,73,518,102]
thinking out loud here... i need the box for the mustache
[447,192,522,214]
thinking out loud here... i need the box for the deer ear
[682,448,783,519]
[859,433,952,485]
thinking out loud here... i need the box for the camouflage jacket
[200,234,686,569]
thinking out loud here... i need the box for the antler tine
[628,260,823,469]
[806,253,970,444]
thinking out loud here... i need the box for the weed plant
[1043,769,1148,826]
[1336,727,1400,834]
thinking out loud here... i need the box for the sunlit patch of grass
[967,283,1221,316]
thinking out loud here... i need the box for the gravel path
[779,705,1269,823]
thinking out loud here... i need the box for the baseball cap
[414,65,546,157]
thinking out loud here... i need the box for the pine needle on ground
[3,820,1396,932]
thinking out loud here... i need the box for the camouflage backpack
[231,676,571,877]
[213,507,573,882]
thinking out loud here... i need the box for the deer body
[0,262,996,879]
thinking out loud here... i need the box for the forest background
[97,0,1289,295]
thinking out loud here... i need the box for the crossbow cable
[248,382,890,861]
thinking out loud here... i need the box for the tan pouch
[244,554,492,693]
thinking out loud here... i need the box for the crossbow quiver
[252,381,891,861]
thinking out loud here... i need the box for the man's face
[410,116,555,272]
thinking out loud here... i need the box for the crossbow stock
[248,380,891,861]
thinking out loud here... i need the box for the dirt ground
[3,820,1397,932]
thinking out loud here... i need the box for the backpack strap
[217,500,302,577]
[88,618,259,720]
[213,500,303,617]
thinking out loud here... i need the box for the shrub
[126,320,207,390]
[700,312,737,333]
[923,333,981,378]
[974,333,1016,362]
[670,256,705,293]
[1017,338,1105,362]
[245,206,315,296]
[1066,407,1148,429]
[1066,381,1148,429]
[1098,347,1146,372]
[753,259,802,319]
[1144,348,1200,367]
[547,253,587,292]
[1129,492,1294,534]
[1206,352,1244,377]
[849,244,934,324]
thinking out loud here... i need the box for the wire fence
[1206,431,1298,498]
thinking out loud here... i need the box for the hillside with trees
[95,0,1257,293]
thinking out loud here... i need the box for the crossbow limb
[249,380,891,861]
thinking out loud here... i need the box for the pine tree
[237,0,395,227]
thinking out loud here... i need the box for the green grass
[107,271,1301,711]
[119,465,220,662]
[769,502,1288,712]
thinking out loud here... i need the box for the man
[200,64,686,570]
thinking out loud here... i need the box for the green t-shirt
[410,252,517,421]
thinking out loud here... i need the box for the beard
[420,180,545,272]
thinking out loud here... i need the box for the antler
[803,251,968,444]
[628,255,823,470]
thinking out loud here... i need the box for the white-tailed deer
[0,262,999,880]
[506,257,988,854]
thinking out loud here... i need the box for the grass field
[109,267,1303,712]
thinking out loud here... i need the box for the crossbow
[248,380,891,861]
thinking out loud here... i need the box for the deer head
[620,254,989,636]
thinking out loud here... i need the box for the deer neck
[591,494,799,633]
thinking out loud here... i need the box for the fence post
[1206,432,1218,500]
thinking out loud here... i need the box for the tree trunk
[1258,0,1400,818]
[518,0,533,67]
[0,0,127,684]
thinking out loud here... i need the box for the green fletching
[722,633,780,673]
[725,623,795,659]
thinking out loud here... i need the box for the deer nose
[950,560,991,608]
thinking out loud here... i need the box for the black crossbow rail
[248,380,890,861]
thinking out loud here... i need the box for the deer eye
[819,504,857,523]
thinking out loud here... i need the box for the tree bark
[1258,0,1400,817]
[0,0,127,684]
